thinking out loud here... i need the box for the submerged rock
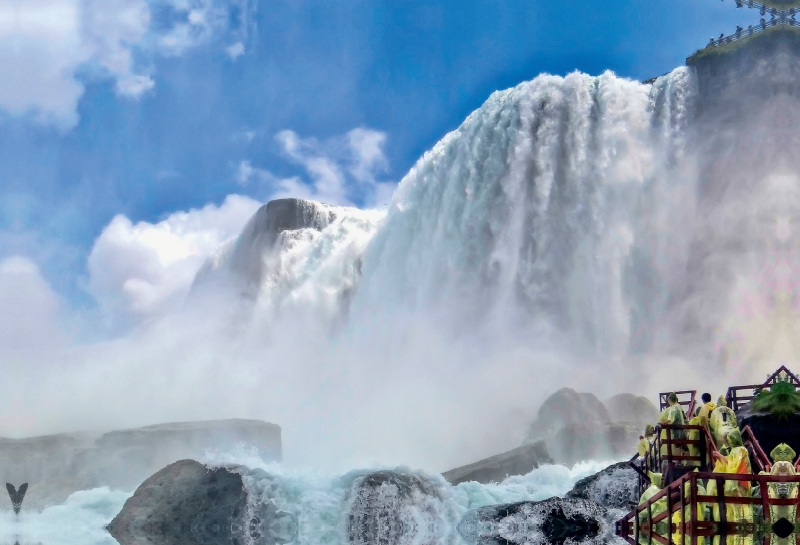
[458,497,609,545]
[108,460,248,545]
[566,461,638,511]
[347,470,446,545]
[442,442,553,485]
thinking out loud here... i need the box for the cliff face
[655,27,800,366]
[0,419,281,511]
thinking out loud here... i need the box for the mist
[0,61,788,477]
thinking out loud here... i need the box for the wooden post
[691,473,698,545]
[717,477,727,533]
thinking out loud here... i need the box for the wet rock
[525,389,644,465]
[347,470,446,545]
[527,389,611,443]
[107,460,249,545]
[458,497,609,545]
[566,461,638,511]
[442,442,553,485]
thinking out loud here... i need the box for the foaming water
[0,458,616,545]
[0,488,129,545]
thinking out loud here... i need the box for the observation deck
[616,366,800,545]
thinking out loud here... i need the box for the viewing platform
[616,366,800,545]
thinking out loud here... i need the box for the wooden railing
[742,425,771,473]
[659,391,697,416]
[617,472,800,545]
[632,423,720,496]
[725,365,800,411]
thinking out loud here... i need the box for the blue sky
[0,0,754,309]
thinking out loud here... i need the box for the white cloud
[0,256,66,349]
[0,0,252,126]
[226,41,245,60]
[87,194,261,324]
[260,127,394,208]
[116,74,155,97]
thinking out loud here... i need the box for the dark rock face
[227,199,338,288]
[737,403,800,460]
[347,470,446,545]
[442,442,553,485]
[107,460,248,545]
[566,461,638,511]
[458,497,608,545]
[526,388,644,465]
[0,419,281,512]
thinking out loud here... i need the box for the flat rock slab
[442,442,553,485]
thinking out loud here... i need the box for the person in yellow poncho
[707,429,753,529]
[696,393,717,421]
[659,392,688,460]
[760,443,799,545]
[709,396,738,453]
[638,424,656,459]
[638,472,666,522]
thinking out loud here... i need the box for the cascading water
[201,68,697,378]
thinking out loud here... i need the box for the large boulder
[525,389,647,465]
[527,389,611,442]
[107,460,249,545]
[442,442,553,485]
[347,470,446,545]
[566,461,638,511]
[457,497,610,545]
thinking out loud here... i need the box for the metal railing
[632,423,720,496]
[617,471,800,545]
[659,391,697,415]
[725,365,800,411]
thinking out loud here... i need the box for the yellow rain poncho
[706,429,753,525]
[709,397,738,450]
[638,424,655,458]
[659,393,688,458]
[697,400,717,421]
[763,443,798,542]
[638,472,666,523]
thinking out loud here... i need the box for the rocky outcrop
[566,461,638,511]
[442,442,553,485]
[458,497,610,545]
[0,419,281,511]
[347,470,446,545]
[527,388,611,441]
[107,460,248,545]
[525,389,647,465]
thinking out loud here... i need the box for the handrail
[658,390,696,412]
[702,16,800,51]
[617,471,800,544]
[741,425,770,473]
[726,365,800,410]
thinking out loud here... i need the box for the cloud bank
[0,0,252,126]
